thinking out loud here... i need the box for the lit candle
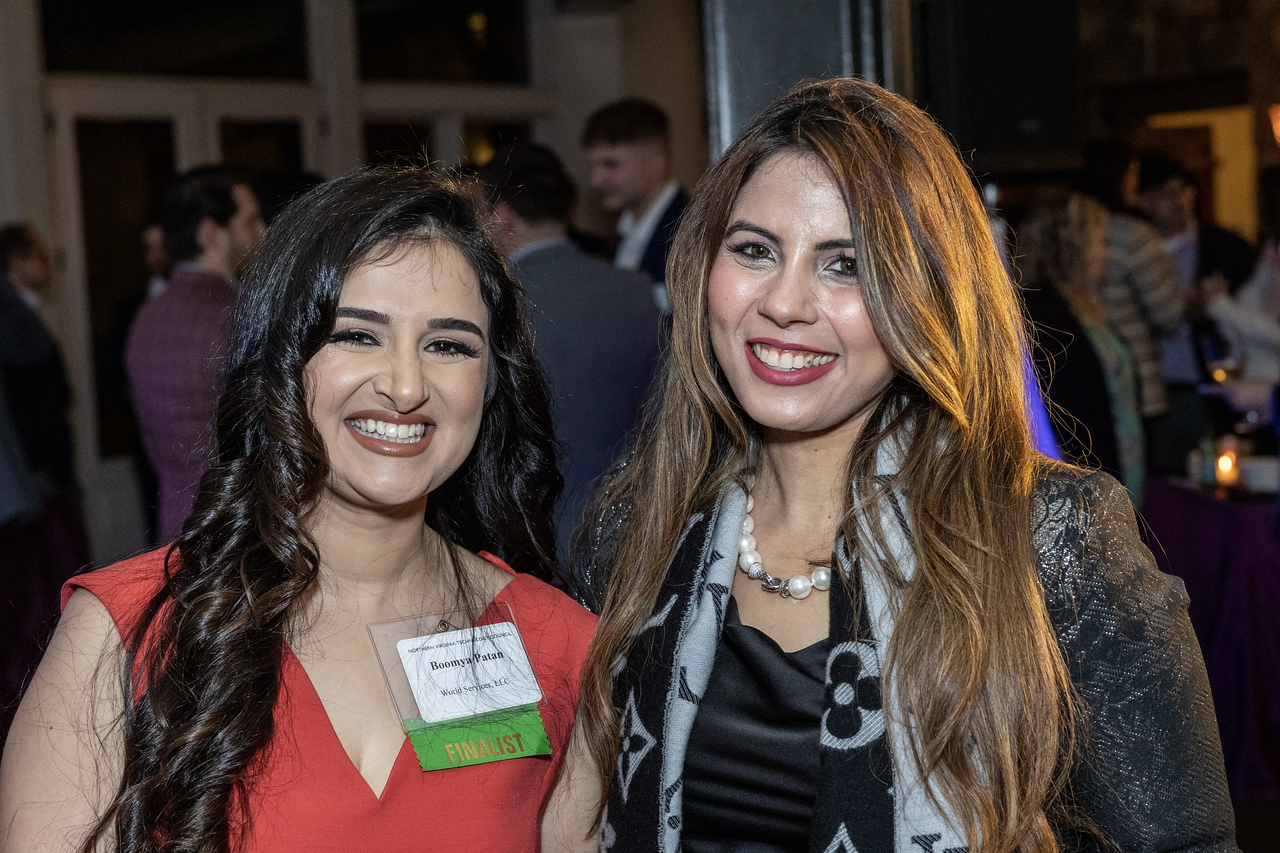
[1216,437,1241,488]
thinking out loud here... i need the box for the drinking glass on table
[1199,273,1245,382]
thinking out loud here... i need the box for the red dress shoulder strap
[478,550,516,576]
[61,548,170,638]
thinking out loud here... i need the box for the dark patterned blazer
[124,266,236,543]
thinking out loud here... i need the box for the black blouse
[682,596,830,853]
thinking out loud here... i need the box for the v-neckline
[282,574,524,801]
[281,645,413,801]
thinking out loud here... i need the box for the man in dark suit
[1135,151,1256,472]
[0,223,91,740]
[1135,153,1254,292]
[125,166,265,542]
[582,98,689,313]
[0,225,76,496]
[483,144,662,566]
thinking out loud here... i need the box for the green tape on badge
[405,703,551,771]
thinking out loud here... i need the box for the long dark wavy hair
[82,168,561,853]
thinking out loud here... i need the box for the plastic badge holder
[368,601,550,771]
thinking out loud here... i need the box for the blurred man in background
[103,221,174,540]
[483,143,662,566]
[583,97,688,313]
[1135,152,1255,473]
[1135,153,1253,294]
[125,166,265,542]
[141,221,172,298]
[0,226,77,499]
[1077,141,1185,481]
[0,223,90,741]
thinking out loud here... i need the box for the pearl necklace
[737,488,833,600]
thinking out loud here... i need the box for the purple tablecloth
[1140,476,1280,802]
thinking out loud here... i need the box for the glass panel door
[74,119,175,459]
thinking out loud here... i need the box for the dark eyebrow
[336,307,390,324]
[429,317,486,339]
[815,239,857,251]
[335,308,485,340]
[723,221,854,252]
[723,220,780,244]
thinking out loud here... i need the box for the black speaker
[914,0,1081,174]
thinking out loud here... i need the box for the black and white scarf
[599,475,971,853]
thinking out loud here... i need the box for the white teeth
[750,343,835,371]
[349,418,427,443]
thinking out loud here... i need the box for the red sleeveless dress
[63,548,596,852]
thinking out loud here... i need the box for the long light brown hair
[576,78,1078,853]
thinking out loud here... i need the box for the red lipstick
[344,410,434,457]
[744,341,838,386]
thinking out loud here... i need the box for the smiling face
[708,151,895,440]
[305,240,490,513]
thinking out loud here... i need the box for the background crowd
[0,1,1278,848]
[5,87,1277,742]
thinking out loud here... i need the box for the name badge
[389,619,551,771]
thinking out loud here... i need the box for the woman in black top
[543,79,1236,853]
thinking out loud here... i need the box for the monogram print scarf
[599,474,970,853]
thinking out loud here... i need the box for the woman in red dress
[0,169,595,853]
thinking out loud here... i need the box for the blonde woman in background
[1019,192,1146,503]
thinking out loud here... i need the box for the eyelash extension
[828,255,859,276]
[429,339,481,358]
[726,240,772,259]
[326,329,376,345]
[726,241,858,277]
[326,329,481,359]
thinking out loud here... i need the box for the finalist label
[396,621,550,771]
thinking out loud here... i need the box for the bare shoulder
[460,548,517,602]
[0,589,125,853]
[7,588,124,736]
[39,588,123,675]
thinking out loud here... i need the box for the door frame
[46,74,323,559]
[45,71,554,560]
